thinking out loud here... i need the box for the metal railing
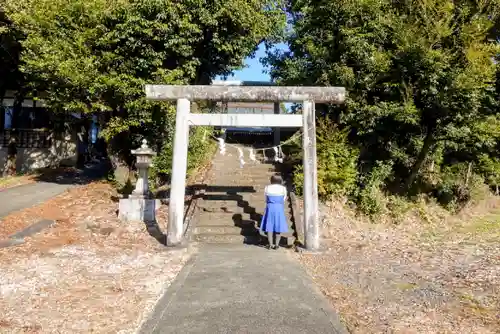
[0,129,52,148]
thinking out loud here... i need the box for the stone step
[194,225,258,235]
[195,217,294,230]
[193,233,295,246]
[194,224,294,237]
[198,204,267,216]
[198,202,266,210]
[215,164,274,171]
[210,170,274,175]
[199,199,266,207]
[243,176,280,181]
[193,233,262,245]
[199,208,294,221]
[196,215,256,226]
[199,199,265,207]
[201,196,267,202]
[201,193,265,199]
[197,206,294,220]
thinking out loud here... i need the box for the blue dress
[260,185,289,234]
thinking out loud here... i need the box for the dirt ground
[0,152,215,333]
[297,199,500,334]
[0,182,194,333]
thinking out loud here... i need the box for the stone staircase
[192,145,295,246]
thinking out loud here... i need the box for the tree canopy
[3,0,285,182]
[3,0,500,212]
[0,9,23,95]
[269,0,500,212]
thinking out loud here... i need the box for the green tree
[0,9,26,117]
[0,10,19,97]
[269,0,500,198]
[0,10,32,176]
[4,0,285,182]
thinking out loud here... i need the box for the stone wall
[0,134,77,174]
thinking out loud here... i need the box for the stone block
[118,198,161,222]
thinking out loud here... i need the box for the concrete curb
[0,219,55,249]
[0,238,25,249]
[183,152,216,243]
[9,219,55,240]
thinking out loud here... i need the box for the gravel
[297,200,500,333]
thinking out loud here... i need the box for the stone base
[294,245,326,254]
[118,197,161,222]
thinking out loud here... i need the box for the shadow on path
[198,185,265,246]
[0,159,113,219]
[31,158,112,186]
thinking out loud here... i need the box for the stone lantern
[118,139,160,223]
[130,139,156,199]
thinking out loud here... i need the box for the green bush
[435,163,488,211]
[355,160,394,217]
[478,154,500,194]
[186,126,216,173]
[293,118,359,199]
[150,126,215,188]
[386,194,413,221]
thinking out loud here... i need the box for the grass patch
[454,213,500,242]
[458,293,499,327]
[395,282,418,291]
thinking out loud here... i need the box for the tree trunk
[404,129,435,190]
[3,92,24,176]
[0,88,5,131]
[465,162,473,187]
[106,132,135,193]
[3,136,17,177]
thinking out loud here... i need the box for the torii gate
[145,83,345,251]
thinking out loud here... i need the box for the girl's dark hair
[270,175,283,185]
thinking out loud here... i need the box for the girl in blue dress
[260,175,288,250]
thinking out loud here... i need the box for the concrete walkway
[140,244,347,334]
[0,161,109,218]
[0,182,73,218]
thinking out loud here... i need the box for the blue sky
[217,43,287,82]
[215,42,292,111]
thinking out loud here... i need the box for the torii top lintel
[145,84,346,103]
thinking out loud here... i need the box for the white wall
[0,134,77,174]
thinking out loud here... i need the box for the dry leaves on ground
[0,181,195,333]
[298,199,500,334]
[0,175,35,191]
[0,167,81,192]
[0,192,69,239]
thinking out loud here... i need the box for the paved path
[0,162,109,218]
[0,182,73,218]
[139,147,346,333]
[139,244,347,334]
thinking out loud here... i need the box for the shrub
[386,194,413,221]
[478,154,500,194]
[293,118,358,199]
[150,126,215,188]
[434,163,488,211]
[355,160,394,217]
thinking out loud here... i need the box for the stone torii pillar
[273,102,281,146]
[145,84,346,251]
